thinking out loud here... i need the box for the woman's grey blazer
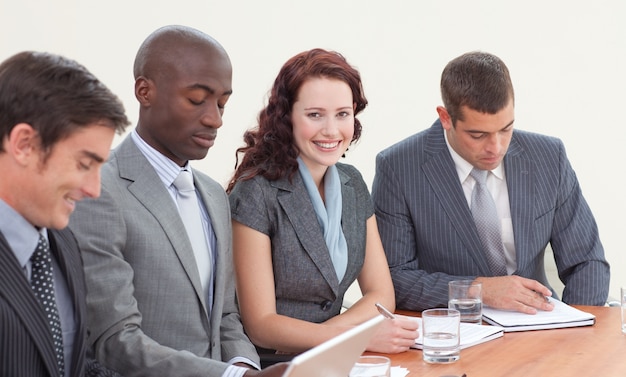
[229,163,374,324]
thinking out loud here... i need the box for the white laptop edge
[280,314,385,377]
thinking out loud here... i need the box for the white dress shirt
[444,132,517,274]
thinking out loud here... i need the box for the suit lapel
[421,122,493,275]
[48,229,87,376]
[115,138,208,314]
[503,136,533,271]
[274,174,340,293]
[193,170,226,317]
[0,232,59,376]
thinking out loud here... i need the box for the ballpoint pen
[375,302,395,319]
[534,290,550,303]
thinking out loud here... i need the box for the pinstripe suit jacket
[372,120,610,311]
[69,136,259,377]
[0,228,87,377]
[229,163,373,324]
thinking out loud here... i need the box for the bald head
[133,25,230,80]
[132,25,233,166]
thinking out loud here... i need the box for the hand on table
[475,275,555,314]
[366,315,419,354]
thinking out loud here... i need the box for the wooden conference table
[367,306,626,377]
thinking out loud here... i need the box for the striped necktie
[469,168,508,276]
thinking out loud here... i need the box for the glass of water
[349,356,390,377]
[448,280,483,324]
[620,287,626,334]
[422,308,460,363]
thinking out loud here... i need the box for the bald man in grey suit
[69,26,286,377]
[372,51,609,314]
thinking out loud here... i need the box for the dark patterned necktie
[469,168,508,276]
[31,234,65,376]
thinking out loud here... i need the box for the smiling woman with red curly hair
[227,48,419,366]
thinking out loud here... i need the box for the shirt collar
[131,129,191,187]
[0,199,46,268]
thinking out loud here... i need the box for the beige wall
[1,0,623,300]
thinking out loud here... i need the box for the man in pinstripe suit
[0,51,129,376]
[372,51,609,314]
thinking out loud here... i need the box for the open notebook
[412,317,504,350]
[281,315,384,377]
[481,296,596,332]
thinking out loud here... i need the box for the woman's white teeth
[315,141,338,149]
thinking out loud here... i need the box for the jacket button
[320,300,333,311]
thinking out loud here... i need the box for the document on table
[412,318,504,350]
[481,297,596,332]
[391,366,409,377]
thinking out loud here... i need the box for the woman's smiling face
[291,77,355,180]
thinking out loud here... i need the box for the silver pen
[375,302,396,319]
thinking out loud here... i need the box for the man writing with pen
[372,51,610,314]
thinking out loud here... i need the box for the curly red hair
[226,48,367,193]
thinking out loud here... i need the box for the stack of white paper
[412,318,504,350]
[481,297,596,332]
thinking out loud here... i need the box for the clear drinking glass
[448,280,483,324]
[620,287,626,334]
[349,355,390,377]
[422,308,461,363]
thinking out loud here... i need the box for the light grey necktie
[469,168,508,276]
[173,169,212,299]
[31,234,65,377]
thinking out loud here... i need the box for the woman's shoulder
[335,161,362,176]
[335,162,367,184]
[237,173,269,185]
[230,173,299,199]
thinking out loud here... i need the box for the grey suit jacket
[229,163,373,324]
[69,136,259,377]
[372,120,610,311]
[0,228,87,377]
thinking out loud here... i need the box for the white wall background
[1,0,623,301]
